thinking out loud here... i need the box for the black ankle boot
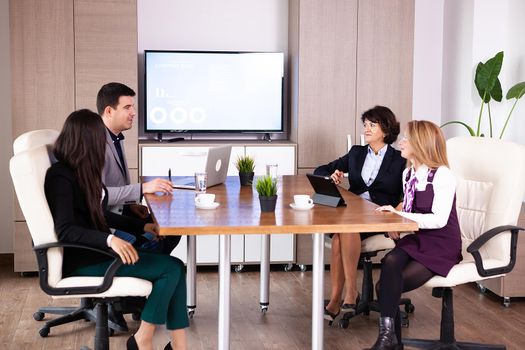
[364,317,399,350]
[126,335,139,350]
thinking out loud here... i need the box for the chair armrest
[33,242,123,296]
[466,225,523,277]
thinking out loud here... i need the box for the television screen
[144,50,284,133]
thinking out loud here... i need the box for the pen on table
[168,168,172,182]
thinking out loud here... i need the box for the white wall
[412,0,444,125]
[440,0,525,144]
[136,0,289,139]
[1,0,13,253]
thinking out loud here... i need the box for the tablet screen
[306,174,346,207]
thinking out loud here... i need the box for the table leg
[312,233,325,350]
[186,235,197,318]
[218,235,231,350]
[260,234,270,313]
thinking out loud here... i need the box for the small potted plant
[235,155,255,186]
[255,175,278,212]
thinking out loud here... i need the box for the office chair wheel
[401,316,409,328]
[108,327,114,336]
[404,303,415,314]
[39,326,50,337]
[188,310,195,319]
[299,264,307,272]
[503,297,511,308]
[338,318,350,329]
[260,305,268,314]
[132,312,141,321]
[234,264,244,273]
[284,263,293,272]
[33,312,45,321]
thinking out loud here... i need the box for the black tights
[378,247,435,318]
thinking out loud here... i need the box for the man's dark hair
[96,82,136,115]
[360,105,400,144]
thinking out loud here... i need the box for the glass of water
[266,164,278,180]
[195,172,207,193]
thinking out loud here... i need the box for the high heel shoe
[126,335,139,350]
[341,293,361,314]
[323,306,341,326]
[164,342,173,350]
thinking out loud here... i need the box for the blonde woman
[367,120,463,350]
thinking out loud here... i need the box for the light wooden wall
[9,0,138,270]
[292,0,358,170]
[356,0,414,132]
[289,0,414,174]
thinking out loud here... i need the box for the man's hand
[387,231,400,240]
[142,178,173,194]
[330,170,345,185]
[128,204,149,219]
[110,236,139,264]
[144,223,163,240]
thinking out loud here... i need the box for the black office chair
[338,234,414,329]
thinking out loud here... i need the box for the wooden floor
[1,255,524,350]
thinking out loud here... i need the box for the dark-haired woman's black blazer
[314,145,405,207]
[44,162,146,276]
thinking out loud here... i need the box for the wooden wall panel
[295,0,358,169]
[10,0,75,138]
[13,222,36,272]
[74,0,139,169]
[356,0,415,135]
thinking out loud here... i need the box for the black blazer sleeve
[103,204,145,237]
[314,151,351,176]
[45,166,109,250]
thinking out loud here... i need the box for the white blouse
[395,165,456,229]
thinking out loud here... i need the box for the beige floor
[1,255,524,350]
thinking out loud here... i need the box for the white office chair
[403,136,525,350]
[10,143,152,350]
[13,129,60,155]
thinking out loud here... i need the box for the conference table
[144,175,417,350]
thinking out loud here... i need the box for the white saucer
[196,202,220,210]
[290,203,314,211]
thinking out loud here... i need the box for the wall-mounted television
[144,50,284,134]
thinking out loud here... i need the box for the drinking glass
[266,164,278,180]
[195,172,207,193]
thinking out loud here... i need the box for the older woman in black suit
[314,106,405,322]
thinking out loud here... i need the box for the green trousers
[71,252,189,330]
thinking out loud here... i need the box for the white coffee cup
[294,194,313,208]
[195,193,215,206]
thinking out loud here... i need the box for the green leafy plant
[255,175,277,197]
[234,155,255,173]
[442,51,525,138]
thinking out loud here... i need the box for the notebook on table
[171,145,232,190]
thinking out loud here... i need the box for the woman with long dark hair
[45,109,188,350]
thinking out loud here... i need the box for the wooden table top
[144,175,418,236]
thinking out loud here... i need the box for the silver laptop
[172,145,232,190]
